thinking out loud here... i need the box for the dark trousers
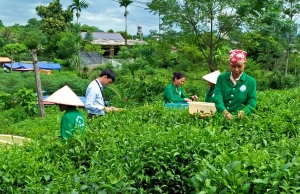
[87,113,102,119]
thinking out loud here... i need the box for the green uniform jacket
[60,106,85,139]
[205,87,215,103]
[214,72,257,115]
[163,83,188,103]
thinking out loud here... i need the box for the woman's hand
[238,110,244,119]
[223,110,233,120]
[105,107,118,112]
[184,98,192,102]
[190,95,199,101]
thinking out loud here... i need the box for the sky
[0,0,159,35]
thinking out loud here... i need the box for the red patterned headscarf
[229,49,247,65]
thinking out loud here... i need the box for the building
[0,57,11,63]
[81,32,147,58]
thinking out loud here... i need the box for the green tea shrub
[1,88,300,192]
[0,105,28,128]
[0,72,90,96]
[53,58,69,67]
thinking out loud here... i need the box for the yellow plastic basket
[0,134,32,146]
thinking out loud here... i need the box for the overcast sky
[0,0,159,35]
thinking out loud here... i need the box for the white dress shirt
[85,79,106,115]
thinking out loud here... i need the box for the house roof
[91,39,147,46]
[81,32,124,40]
[0,57,11,63]
[81,32,147,46]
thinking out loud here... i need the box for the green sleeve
[60,115,72,139]
[214,76,226,113]
[164,86,185,103]
[244,79,257,115]
[204,89,209,102]
[180,88,188,98]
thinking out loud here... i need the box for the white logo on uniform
[240,85,246,92]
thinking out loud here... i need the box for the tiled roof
[81,32,124,40]
[91,39,147,46]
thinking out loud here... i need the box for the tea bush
[1,87,300,193]
[0,72,90,95]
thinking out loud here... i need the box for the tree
[3,43,28,72]
[83,31,94,44]
[22,30,48,117]
[236,0,298,74]
[68,0,89,23]
[118,31,133,40]
[26,18,40,29]
[119,0,134,46]
[0,27,16,44]
[81,24,98,32]
[36,0,74,57]
[36,0,73,36]
[147,0,241,71]
[57,31,81,59]
[84,44,105,55]
[0,20,4,28]
[281,0,300,75]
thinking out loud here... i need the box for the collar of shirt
[230,72,243,85]
[95,79,103,90]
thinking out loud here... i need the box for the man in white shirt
[85,68,118,119]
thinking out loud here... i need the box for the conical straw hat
[44,85,84,107]
[202,70,221,84]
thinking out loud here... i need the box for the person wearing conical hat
[214,49,257,120]
[202,70,220,103]
[44,85,85,140]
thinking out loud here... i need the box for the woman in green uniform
[44,85,85,140]
[214,49,257,120]
[202,70,220,103]
[163,72,198,105]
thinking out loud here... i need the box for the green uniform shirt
[205,87,215,103]
[214,72,257,115]
[163,83,188,103]
[60,106,85,139]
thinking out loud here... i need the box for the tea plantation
[0,87,300,193]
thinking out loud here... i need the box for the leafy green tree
[83,31,93,44]
[57,31,80,59]
[36,0,73,36]
[26,18,40,29]
[280,0,300,75]
[107,29,114,32]
[81,24,98,32]
[119,0,133,46]
[68,0,89,23]
[118,30,133,40]
[36,0,74,57]
[3,43,28,72]
[147,0,241,71]
[236,0,297,74]
[0,27,16,44]
[21,29,47,117]
[84,44,105,55]
[0,20,4,28]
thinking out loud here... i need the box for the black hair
[99,68,116,82]
[172,72,185,81]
